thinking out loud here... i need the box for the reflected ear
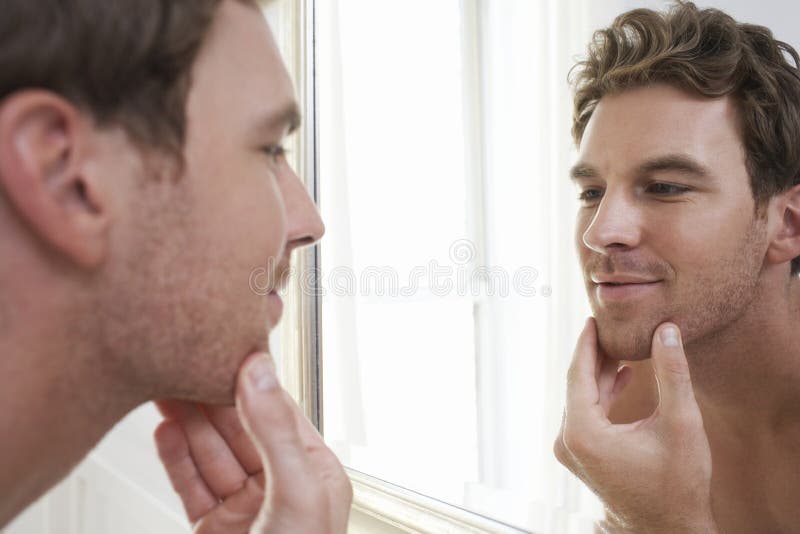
[0,91,109,268]
[765,184,800,269]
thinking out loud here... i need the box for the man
[0,0,351,532]
[554,2,800,532]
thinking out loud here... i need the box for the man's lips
[594,279,663,302]
[591,273,661,284]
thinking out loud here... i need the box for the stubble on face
[591,215,768,361]
[94,160,275,406]
[93,1,294,406]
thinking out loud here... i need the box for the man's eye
[577,188,603,202]
[263,145,288,164]
[647,182,689,195]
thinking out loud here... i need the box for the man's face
[107,0,323,403]
[573,84,769,360]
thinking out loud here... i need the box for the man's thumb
[236,353,303,466]
[651,323,697,416]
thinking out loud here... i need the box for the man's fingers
[553,410,574,468]
[204,405,263,476]
[287,400,353,531]
[612,365,633,397]
[193,474,265,534]
[650,323,699,417]
[158,401,250,500]
[153,420,218,523]
[599,362,632,415]
[235,354,319,504]
[565,318,604,423]
[597,354,620,415]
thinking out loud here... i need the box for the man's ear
[0,90,110,268]
[765,183,800,268]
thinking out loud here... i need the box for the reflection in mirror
[318,2,592,529]
[315,0,800,532]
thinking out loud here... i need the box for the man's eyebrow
[569,162,598,181]
[569,154,712,182]
[284,102,302,133]
[256,101,302,136]
[635,154,711,179]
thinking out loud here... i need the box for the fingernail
[660,326,680,347]
[247,356,279,391]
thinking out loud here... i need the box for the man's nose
[282,169,325,254]
[581,190,642,254]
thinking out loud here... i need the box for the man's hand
[154,353,352,533]
[554,319,717,533]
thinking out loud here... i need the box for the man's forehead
[578,87,742,174]
[586,85,738,140]
[187,0,298,130]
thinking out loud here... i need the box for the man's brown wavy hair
[0,0,257,158]
[570,1,800,275]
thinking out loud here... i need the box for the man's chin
[175,373,238,406]
[595,318,654,361]
[184,349,255,406]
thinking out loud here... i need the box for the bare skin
[0,1,351,531]
[556,84,800,533]
[156,354,352,533]
[556,320,717,533]
[609,356,800,533]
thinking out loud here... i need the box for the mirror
[311,1,800,531]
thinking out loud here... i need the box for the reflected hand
[554,319,717,533]
[154,353,352,533]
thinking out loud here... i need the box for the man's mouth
[593,279,663,302]
[601,281,658,286]
[591,273,661,284]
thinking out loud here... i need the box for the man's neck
[689,273,800,446]
[680,274,800,533]
[0,320,140,528]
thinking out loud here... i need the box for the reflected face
[110,0,324,403]
[573,84,768,360]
